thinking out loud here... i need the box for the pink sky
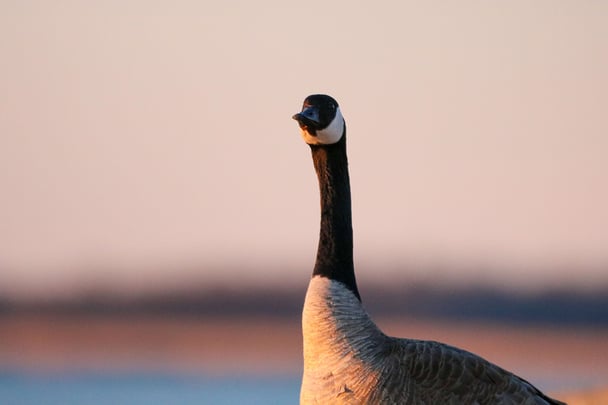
[1,1,607,296]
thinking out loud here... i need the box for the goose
[292,94,565,405]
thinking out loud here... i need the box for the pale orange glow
[0,1,607,295]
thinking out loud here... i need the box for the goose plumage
[293,94,565,405]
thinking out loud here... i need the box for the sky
[1,1,607,297]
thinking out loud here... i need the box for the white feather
[301,276,385,404]
[300,108,345,145]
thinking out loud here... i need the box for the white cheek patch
[301,108,345,145]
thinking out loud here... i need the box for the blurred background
[1,1,607,404]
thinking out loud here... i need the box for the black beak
[292,105,320,126]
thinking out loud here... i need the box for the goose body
[293,94,565,405]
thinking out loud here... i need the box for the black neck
[309,132,361,301]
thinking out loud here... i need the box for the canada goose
[292,94,566,405]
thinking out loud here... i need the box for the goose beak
[292,106,320,126]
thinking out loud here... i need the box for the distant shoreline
[2,283,608,327]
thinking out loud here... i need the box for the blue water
[0,370,598,404]
[0,372,301,405]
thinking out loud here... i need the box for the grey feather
[301,277,566,405]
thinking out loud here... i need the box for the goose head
[292,94,345,145]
